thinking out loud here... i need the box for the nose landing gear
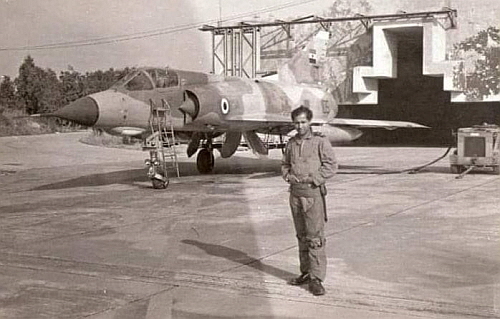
[145,154,170,189]
[151,173,169,189]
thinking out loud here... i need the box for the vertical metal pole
[211,31,215,74]
[255,28,261,77]
[232,30,237,77]
[223,29,227,76]
[286,25,290,53]
[231,30,235,76]
[235,30,239,77]
[239,29,244,77]
[251,28,256,78]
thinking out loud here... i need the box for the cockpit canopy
[115,68,179,91]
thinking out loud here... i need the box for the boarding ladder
[144,98,180,181]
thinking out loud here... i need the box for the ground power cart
[449,124,500,175]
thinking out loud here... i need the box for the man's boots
[288,273,310,286]
[308,278,325,296]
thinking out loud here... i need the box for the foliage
[292,0,372,52]
[0,108,55,137]
[452,27,500,100]
[321,0,372,102]
[0,55,130,136]
[14,56,63,114]
[11,56,129,115]
[79,130,141,150]
[84,68,130,95]
[0,76,17,109]
[59,70,87,105]
[59,68,130,105]
[39,68,63,114]
[325,0,371,21]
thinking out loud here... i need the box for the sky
[0,0,498,78]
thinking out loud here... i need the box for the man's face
[293,113,311,137]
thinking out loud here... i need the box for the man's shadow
[182,239,297,283]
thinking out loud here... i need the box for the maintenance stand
[143,99,180,189]
[450,124,500,177]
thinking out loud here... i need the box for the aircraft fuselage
[55,67,339,139]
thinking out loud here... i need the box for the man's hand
[287,174,301,184]
[301,175,314,184]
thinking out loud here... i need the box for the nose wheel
[152,177,169,189]
[196,148,215,174]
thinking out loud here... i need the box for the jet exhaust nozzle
[179,91,199,120]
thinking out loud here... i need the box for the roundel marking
[221,98,230,115]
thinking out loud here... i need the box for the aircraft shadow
[31,169,149,191]
[30,157,282,191]
[31,157,451,191]
[182,239,296,283]
[182,155,282,177]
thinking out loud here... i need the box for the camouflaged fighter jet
[49,31,427,184]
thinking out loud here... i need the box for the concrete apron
[0,132,498,318]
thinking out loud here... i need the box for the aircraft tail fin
[277,30,330,84]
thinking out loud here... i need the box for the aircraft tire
[197,148,214,174]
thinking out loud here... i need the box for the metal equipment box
[449,124,500,175]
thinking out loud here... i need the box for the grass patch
[79,130,142,150]
[0,108,85,137]
[0,108,56,136]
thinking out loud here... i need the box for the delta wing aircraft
[48,31,426,187]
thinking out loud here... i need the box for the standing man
[281,105,337,296]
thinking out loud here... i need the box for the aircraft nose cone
[53,96,99,126]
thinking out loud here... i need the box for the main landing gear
[196,148,215,174]
[193,135,215,174]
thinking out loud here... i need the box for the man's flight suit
[281,130,337,281]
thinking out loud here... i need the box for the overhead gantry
[200,8,461,104]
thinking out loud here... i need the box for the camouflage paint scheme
[53,28,428,167]
[54,64,427,157]
[55,67,341,144]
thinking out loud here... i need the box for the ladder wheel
[197,148,215,174]
[450,165,465,174]
[152,178,169,189]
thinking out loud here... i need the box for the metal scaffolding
[207,27,260,78]
[200,9,457,78]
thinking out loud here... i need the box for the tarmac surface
[0,131,499,319]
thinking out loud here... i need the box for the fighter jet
[49,31,426,187]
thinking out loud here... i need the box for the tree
[15,56,39,114]
[84,67,130,94]
[452,27,500,100]
[14,56,130,114]
[321,0,373,102]
[59,67,130,105]
[0,76,16,109]
[15,56,63,114]
[60,70,86,105]
[38,68,63,114]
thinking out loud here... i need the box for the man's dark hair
[291,105,313,121]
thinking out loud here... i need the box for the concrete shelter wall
[338,33,500,145]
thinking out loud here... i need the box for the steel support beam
[201,9,457,78]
